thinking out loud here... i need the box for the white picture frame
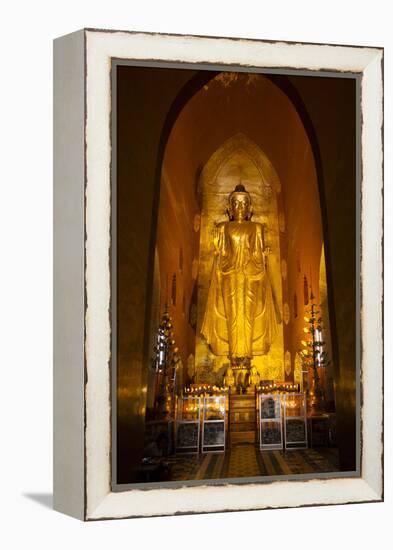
[53,28,383,520]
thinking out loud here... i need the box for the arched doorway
[154,71,323,389]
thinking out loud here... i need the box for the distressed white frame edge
[53,29,86,521]
[83,30,383,520]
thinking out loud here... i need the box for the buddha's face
[230,194,251,221]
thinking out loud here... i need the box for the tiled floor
[167,445,339,481]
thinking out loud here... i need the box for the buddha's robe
[201,220,279,359]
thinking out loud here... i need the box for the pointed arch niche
[195,133,284,380]
[154,71,325,387]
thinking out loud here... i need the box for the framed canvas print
[53,28,383,520]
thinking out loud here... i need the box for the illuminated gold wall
[278,108,323,385]
[154,131,201,377]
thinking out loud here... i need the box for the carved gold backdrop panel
[195,133,284,383]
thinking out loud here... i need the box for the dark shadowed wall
[285,75,357,470]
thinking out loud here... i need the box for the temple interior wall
[116,66,357,478]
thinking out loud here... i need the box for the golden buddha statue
[201,184,279,370]
[249,365,260,387]
[224,366,235,388]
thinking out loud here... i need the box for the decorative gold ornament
[283,303,290,325]
[224,366,235,387]
[187,354,195,379]
[284,350,291,376]
[249,365,260,386]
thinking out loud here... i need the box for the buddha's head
[228,184,253,221]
